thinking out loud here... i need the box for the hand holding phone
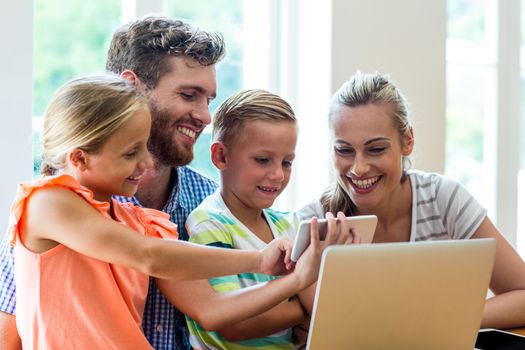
[290,214,377,262]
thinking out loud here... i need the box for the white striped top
[297,170,487,242]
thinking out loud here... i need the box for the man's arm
[0,234,20,350]
[0,311,21,350]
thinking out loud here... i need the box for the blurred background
[2,0,525,255]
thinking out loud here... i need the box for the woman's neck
[355,177,413,242]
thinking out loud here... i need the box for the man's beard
[148,105,194,167]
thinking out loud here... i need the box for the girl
[8,75,335,349]
[298,71,525,330]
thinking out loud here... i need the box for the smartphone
[290,215,377,262]
[475,329,525,350]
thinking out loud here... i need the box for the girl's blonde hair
[212,89,296,146]
[322,71,412,215]
[41,74,148,176]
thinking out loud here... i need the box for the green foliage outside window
[33,0,120,176]
[165,0,243,182]
[33,0,243,181]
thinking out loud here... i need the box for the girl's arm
[22,187,289,280]
[472,217,525,329]
[156,213,352,332]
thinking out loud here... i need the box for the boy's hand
[293,212,356,288]
[258,236,294,276]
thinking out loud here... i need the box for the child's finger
[309,216,320,247]
[335,211,350,244]
[283,237,293,265]
[351,228,361,244]
[324,212,337,244]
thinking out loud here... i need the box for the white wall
[244,0,446,212]
[331,0,446,173]
[0,1,33,237]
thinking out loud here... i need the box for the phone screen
[475,330,525,350]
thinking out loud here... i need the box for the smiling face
[144,56,217,167]
[331,103,413,212]
[217,120,297,217]
[78,108,153,202]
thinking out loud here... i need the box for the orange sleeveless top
[8,174,178,349]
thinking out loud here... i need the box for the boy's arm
[297,282,317,316]
[156,272,308,331]
[217,297,306,341]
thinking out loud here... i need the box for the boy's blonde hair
[212,89,296,146]
[41,74,148,176]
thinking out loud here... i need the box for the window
[33,0,121,176]
[32,0,243,183]
[447,0,522,252]
[164,0,243,182]
[446,0,496,215]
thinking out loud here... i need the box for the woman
[299,71,525,329]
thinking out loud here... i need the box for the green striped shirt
[185,190,298,349]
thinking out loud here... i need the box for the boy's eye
[255,157,269,164]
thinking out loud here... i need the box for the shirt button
[156,324,163,333]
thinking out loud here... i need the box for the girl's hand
[259,236,294,276]
[293,211,352,288]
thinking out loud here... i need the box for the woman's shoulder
[408,170,461,193]
[296,197,325,221]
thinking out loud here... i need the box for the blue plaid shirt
[0,166,218,350]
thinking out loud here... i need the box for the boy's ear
[68,148,89,171]
[402,127,414,156]
[211,142,228,170]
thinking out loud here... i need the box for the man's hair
[41,74,148,176]
[106,16,225,89]
[212,89,296,146]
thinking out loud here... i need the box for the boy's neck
[135,163,175,211]
[220,189,274,244]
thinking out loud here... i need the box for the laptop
[306,238,496,350]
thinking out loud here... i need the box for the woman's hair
[41,74,148,176]
[321,71,412,215]
[212,89,296,146]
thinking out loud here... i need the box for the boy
[185,89,310,349]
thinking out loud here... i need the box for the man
[0,16,224,350]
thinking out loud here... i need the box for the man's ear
[402,127,414,156]
[68,148,89,171]
[211,142,228,170]
[120,70,147,92]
